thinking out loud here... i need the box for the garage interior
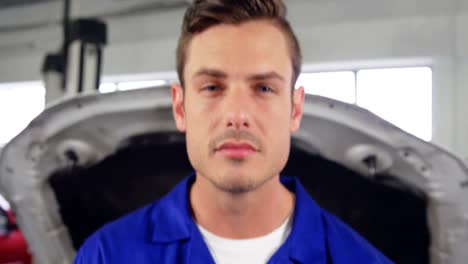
[0,0,468,264]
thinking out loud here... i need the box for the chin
[215,180,257,194]
[213,170,270,194]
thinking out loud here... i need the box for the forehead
[184,20,292,82]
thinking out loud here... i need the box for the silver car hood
[0,86,467,264]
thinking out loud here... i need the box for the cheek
[185,124,208,171]
[183,103,217,158]
[263,101,292,152]
[262,100,292,131]
[269,123,291,153]
[264,128,291,174]
[187,99,224,135]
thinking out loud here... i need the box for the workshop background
[0,0,467,263]
[1,0,467,160]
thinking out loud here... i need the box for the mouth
[215,141,257,159]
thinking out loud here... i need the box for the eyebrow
[193,68,228,79]
[193,68,285,83]
[247,71,285,83]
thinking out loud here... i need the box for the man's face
[172,20,304,193]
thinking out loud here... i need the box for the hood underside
[49,132,430,263]
[0,86,467,264]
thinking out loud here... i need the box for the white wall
[0,0,467,161]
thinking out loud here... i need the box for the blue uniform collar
[148,173,195,243]
[148,173,327,263]
[279,176,327,263]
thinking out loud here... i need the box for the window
[0,82,45,146]
[296,72,356,104]
[117,80,167,91]
[0,78,168,145]
[296,67,432,141]
[357,68,432,141]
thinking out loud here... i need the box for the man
[75,0,393,263]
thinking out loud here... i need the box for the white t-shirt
[197,214,293,264]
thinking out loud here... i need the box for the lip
[216,142,257,159]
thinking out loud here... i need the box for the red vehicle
[0,206,32,264]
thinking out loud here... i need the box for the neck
[190,173,294,239]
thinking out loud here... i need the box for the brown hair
[176,0,302,89]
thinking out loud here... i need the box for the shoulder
[74,175,195,263]
[73,201,157,264]
[320,209,394,264]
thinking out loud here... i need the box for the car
[0,86,467,264]
[0,199,32,264]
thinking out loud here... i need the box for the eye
[203,84,220,92]
[257,84,273,93]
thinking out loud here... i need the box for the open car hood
[1,86,467,264]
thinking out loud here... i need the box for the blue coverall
[74,174,393,263]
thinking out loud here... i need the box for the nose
[226,111,250,129]
[223,87,252,130]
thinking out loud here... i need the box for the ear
[290,86,305,132]
[171,83,186,132]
